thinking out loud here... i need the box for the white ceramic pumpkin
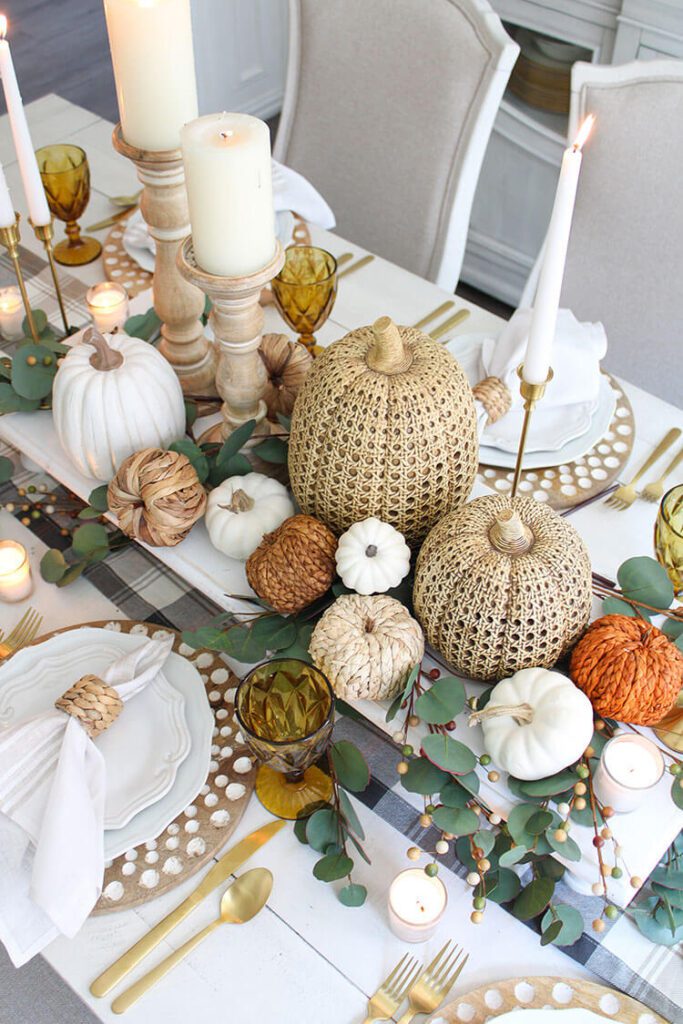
[205,472,295,560]
[469,668,594,781]
[52,328,185,481]
[335,517,411,595]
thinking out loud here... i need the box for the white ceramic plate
[0,627,214,858]
[446,333,618,470]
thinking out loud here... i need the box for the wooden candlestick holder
[177,237,285,444]
[112,124,216,395]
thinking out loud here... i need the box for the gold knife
[90,819,286,997]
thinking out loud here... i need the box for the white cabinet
[461,0,683,304]
[191,0,288,120]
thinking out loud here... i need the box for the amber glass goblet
[235,658,334,819]
[653,484,683,751]
[271,245,337,356]
[35,144,102,266]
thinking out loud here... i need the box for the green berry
[576,764,590,779]
[605,905,618,921]
[670,763,682,776]
[402,744,414,757]
[425,863,438,878]
[479,754,491,766]
[611,867,623,879]
[425,803,436,815]
[473,896,486,910]
[27,485,36,493]
[30,509,40,520]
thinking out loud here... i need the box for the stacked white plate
[446,333,617,470]
[0,627,214,859]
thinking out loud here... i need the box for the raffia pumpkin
[246,514,337,614]
[309,594,424,701]
[413,494,592,681]
[570,614,683,724]
[288,316,478,544]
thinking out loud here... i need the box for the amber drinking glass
[654,484,683,751]
[235,658,334,819]
[35,144,102,265]
[271,245,337,356]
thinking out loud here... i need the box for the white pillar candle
[0,17,51,227]
[0,285,24,340]
[593,734,664,813]
[103,0,198,152]
[523,115,595,385]
[0,540,33,603]
[86,282,129,334]
[388,868,448,943]
[181,112,275,278]
[0,159,15,228]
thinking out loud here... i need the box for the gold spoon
[111,868,273,1014]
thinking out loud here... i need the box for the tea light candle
[388,868,447,943]
[0,285,24,340]
[86,282,129,334]
[593,733,665,813]
[181,112,275,277]
[0,540,32,603]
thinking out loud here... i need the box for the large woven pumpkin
[570,614,683,725]
[413,494,592,681]
[288,316,477,544]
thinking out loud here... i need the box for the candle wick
[219,130,234,140]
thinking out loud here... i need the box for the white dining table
[0,95,682,1024]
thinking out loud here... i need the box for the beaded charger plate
[103,209,153,297]
[426,976,668,1024]
[477,377,635,511]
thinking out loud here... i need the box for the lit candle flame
[0,15,7,40]
[572,114,595,152]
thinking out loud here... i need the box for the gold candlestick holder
[0,213,39,343]
[510,364,554,498]
[112,124,216,394]
[31,221,70,335]
[177,237,285,444]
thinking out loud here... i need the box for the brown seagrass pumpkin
[288,316,478,545]
[570,614,683,724]
[246,514,337,614]
[413,494,592,681]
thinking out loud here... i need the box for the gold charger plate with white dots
[477,378,635,510]
[426,976,668,1024]
[103,210,153,297]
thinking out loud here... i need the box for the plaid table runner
[0,253,680,1021]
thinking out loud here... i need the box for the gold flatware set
[338,253,375,279]
[605,427,682,510]
[429,307,470,342]
[0,607,43,658]
[364,941,468,1024]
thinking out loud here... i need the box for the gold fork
[641,445,683,504]
[0,608,43,658]
[338,254,374,280]
[429,308,470,342]
[396,941,468,1024]
[413,301,454,330]
[605,428,681,510]
[360,953,421,1024]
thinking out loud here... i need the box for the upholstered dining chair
[522,59,683,406]
[274,0,518,291]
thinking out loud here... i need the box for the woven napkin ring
[472,375,512,425]
[55,675,123,740]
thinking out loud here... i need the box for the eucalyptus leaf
[487,868,521,904]
[0,382,41,414]
[169,438,209,483]
[124,308,161,341]
[414,676,466,724]
[306,807,339,853]
[541,920,563,946]
[571,801,604,827]
[498,846,526,868]
[400,757,449,796]
[663,617,683,640]
[217,419,256,464]
[473,829,495,856]
[250,614,298,651]
[511,770,579,798]
[540,904,583,946]
[40,549,68,583]
[650,867,683,890]
[184,400,198,431]
[339,789,365,840]
[338,883,367,907]
[210,453,252,484]
[385,692,404,724]
[618,556,674,613]
[421,734,477,775]
[330,741,369,793]
[652,883,683,910]
[254,437,288,464]
[536,857,566,881]
[431,806,478,836]
[24,309,48,336]
[454,770,480,796]
[506,804,540,847]
[633,897,683,947]
[87,484,109,512]
[276,413,291,431]
[0,455,13,483]
[526,810,554,835]
[181,624,266,661]
[602,595,639,618]
[56,560,87,587]
[439,780,470,808]
[545,829,581,861]
[313,851,354,882]
[455,836,477,872]
[11,344,57,400]
[512,877,554,920]
[293,816,309,845]
[347,831,372,865]
[670,777,683,810]
[277,622,313,662]
[397,663,420,709]
[72,522,109,558]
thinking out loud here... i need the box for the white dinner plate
[0,627,214,859]
[446,332,617,470]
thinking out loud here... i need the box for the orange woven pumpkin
[569,614,683,725]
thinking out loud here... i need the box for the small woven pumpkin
[108,447,207,547]
[259,333,312,421]
[309,594,424,701]
[246,514,337,614]
[413,494,592,681]
[570,614,683,725]
[288,315,478,544]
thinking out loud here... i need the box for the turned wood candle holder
[177,237,285,444]
[112,124,216,395]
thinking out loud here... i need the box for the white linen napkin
[0,635,173,966]
[475,308,608,452]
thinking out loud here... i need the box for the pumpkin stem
[367,316,413,374]
[83,326,124,371]
[469,702,535,727]
[489,510,533,555]
[222,488,255,513]
[365,544,378,558]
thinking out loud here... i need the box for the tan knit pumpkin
[310,594,424,701]
[413,494,592,681]
[288,316,478,544]
[246,514,337,614]
[108,448,207,547]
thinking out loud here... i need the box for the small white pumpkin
[335,517,411,595]
[469,668,594,781]
[205,472,294,560]
[52,328,185,481]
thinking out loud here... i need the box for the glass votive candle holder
[593,733,665,813]
[86,281,129,334]
[388,868,448,943]
[0,540,33,603]
[0,286,25,341]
